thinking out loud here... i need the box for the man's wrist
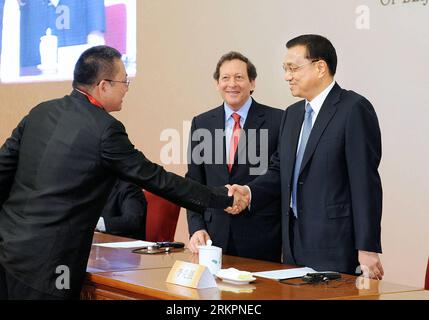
[244,185,252,210]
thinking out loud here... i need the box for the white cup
[198,244,222,275]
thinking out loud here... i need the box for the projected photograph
[0,0,136,83]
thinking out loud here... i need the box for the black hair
[286,34,337,76]
[73,45,122,88]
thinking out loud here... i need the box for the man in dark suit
[0,46,245,300]
[186,52,283,262]
[228,35,384,279]
[96,179,147,240]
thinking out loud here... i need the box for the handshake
[188,184,251,253]
[224,184,251,215]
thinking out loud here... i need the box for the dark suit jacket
[186,99,283,262]
[101,180,147,240]
[248,83,382,273]
[0,90,232,298]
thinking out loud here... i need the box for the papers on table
[253,267,316,280]
[93,240,156,248]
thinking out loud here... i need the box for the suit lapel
[284,103,306,178]
[236,100,265,161]
[288,103,305,156]
[210,106,230,178]
[299,83,341,175]
[243,100,265,131]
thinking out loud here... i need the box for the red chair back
[425,257,429,290]
[144,191,181,242]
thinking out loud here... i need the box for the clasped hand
[224,184,250,215]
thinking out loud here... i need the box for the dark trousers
[226,234,238,257]
[288,211,304,266]
[0,263,63,300]
[288,208,359,275]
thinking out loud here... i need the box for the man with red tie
[186,52,283,262]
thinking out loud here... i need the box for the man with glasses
[227,34,384,279]
[0,45,246,300]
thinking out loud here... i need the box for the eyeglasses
[282,59,319,75]
[102,79,131,87]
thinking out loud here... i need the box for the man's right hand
[188,229,211,253]
[224,184,251,214]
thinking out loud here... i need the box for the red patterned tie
[228,113,241,172]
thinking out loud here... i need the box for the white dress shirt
[224,96,252,159]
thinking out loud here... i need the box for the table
[336,290,429,300]
[81,233,425,300]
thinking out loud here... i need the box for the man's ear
[88,82,104,101]
[317,60,329,78]
[98,80,107,93]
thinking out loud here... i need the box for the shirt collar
[224,96,253,124]
[75,88,105,109]
[305,80,335,116]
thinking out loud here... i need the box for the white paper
[253,267,316,280]
[93,240,156,248]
